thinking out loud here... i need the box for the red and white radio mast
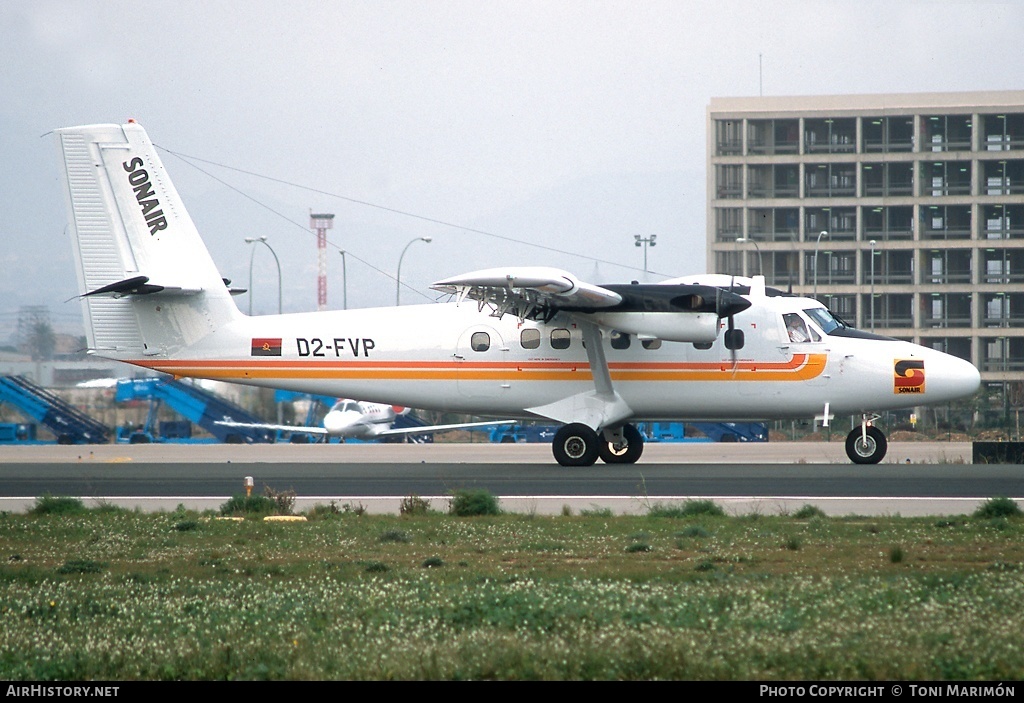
[309,212,334,311]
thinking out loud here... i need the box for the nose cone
[927,351,981,403]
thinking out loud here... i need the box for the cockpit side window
[784,313,811,343]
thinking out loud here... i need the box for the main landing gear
[552,422,644,467]
[845,414,887,464]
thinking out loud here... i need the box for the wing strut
[526,320,633,430]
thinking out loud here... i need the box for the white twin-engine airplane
[220,398,514,442]
[55,122,982,466]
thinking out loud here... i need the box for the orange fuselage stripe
[130,354,827,383]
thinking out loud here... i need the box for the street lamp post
[736,237,763,277]
[396,236,432,305]
[869,239,877,330]
[244,236,282,315]
[338,250,348,310]
[813,230,828,301]
[633,234,657,272]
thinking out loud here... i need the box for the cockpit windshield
[803,307,845,335]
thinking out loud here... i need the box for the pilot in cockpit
[784,313,810,343]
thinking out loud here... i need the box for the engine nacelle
[588,312,721,344]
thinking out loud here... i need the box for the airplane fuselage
[123,295,978,425]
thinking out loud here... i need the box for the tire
[552,423,600,467]
[845,426,887,464]
[598,423,644,464]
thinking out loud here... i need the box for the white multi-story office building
[707,90,1024,391]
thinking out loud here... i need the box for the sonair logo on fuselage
[122,157,168,235]
[894,359,925,394]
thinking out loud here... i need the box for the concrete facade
[707,90,1024,389]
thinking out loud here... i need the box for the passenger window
[520,328,540,349]
[641,339,662,350]
[610,330,630,350]
[693,342,713,350]
[471,332,490,352]
[550,328,571,350]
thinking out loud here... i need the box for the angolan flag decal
[251,338,282,356]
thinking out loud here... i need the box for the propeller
[717,275,744,372]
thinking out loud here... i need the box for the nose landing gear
[845,415,887,464]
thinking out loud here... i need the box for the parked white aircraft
[55,122,981,465]
[219,398,514,441]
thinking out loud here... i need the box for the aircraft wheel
[845,426,887,464]
[552,423,600,467]
[598,423,644,464]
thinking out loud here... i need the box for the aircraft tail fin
[55,122,241,360]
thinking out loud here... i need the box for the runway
[1,440,1019,516]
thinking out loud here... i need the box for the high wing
[432,266,623,318]
[431,266,751,343]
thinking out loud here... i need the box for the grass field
[1,494,1022,681]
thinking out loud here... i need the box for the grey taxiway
[1,440,1019,517]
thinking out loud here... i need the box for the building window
[747,164,799,198]
[748,208,798,241]
[715,164,743,199]
[863,293,914,328]
[861,162,913,196]
[806,207,856,241]
[921,205,971,240]
[982,113,1024,151]
[925,248,970,284]
[983,159,1024,195]
[983,249,1024,283]
[806,163,856,197]
[983,337,1024,372]
[715,250,743,277]
[715,120,744,155]
[983,204,1024,240]
[804,118,856,154]
[862,116,914,153]
[922,160,972,196]
[922,293,972,328]
[981,293,1024,327]
[865,250,914,285]
[747,119,799,154]
[715,208,744,241]
[921,114,972,151]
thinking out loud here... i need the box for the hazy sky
[2,0,1022,337]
